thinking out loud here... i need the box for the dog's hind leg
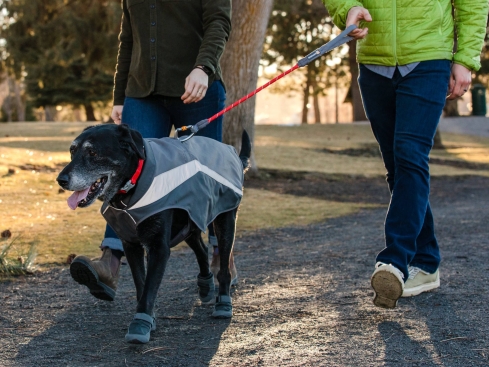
[186,231,214,304]
[211,208,238,318]
[125,211,172,344]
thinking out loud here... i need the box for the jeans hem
[101,237,124,252]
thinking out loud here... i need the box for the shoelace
[408,266,422,280]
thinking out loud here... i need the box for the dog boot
[125,313,155,344]
[197,272,215,304]
[70,248,120,301]
[212,295,233,318]
[210,250,238,289]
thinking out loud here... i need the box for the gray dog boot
[125,313,155,344]
[197,273,215,304]
[212,295,233,318]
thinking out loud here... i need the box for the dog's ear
[82,125,96,132]
[118,124,145,160]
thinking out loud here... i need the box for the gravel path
[1,175,488,366]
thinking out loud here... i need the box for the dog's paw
[212,295,232,318]
[125,313,155,344]
[197,273,215,304]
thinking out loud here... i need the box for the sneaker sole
[70,259,115,302]
[371,270,403,309]
[402,277,440,297]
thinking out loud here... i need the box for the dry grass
[255,124,489,177]
[1,122,488,267]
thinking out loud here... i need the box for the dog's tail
[239,130,251,174]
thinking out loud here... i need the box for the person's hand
[111,105,123,125]
[181,68,209,104]
[447,63,472,100]
[346,6,372,40]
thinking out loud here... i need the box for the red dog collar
[118,159,144,194]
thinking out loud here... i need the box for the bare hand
[111,105,123,125]
[447,63,472,100]
[181,68,209,104]
[346,6,372,40]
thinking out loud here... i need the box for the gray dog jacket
[101,136,244,244]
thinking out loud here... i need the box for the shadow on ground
[1,175,488,366]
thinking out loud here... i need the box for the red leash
[174,25,357,141]
[207,64,300,124]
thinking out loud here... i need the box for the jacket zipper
[392,0,397,64]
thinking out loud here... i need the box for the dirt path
[1,175,488,366]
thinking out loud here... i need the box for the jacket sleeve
[452,0,488,71]
[322,0,363,30]
[113,0,133,106]
[194,0,232,74]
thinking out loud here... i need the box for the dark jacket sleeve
[113,0,133,105]
[194,0,232,74]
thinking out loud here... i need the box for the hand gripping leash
[175,25,357,141]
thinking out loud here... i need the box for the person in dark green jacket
[323,0,487,309]
[70,0,235,302]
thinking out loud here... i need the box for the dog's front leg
[212,208,238,318]
[122,240,145,301]
[125,210,172,344]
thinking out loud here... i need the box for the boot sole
[70,259,115,301]
[371,270,403,309]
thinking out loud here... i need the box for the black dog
[57,124,250,343]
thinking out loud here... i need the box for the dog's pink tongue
[67,188,90,210]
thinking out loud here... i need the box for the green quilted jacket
[323,0,488,71]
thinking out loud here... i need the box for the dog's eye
[88,150,97,157]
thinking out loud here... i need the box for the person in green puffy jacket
[323,0,488,309]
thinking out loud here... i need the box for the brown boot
[70,248,121,301]
[210,249,238,289]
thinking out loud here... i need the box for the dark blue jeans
[358,60,451,280]
[103,80,226,250]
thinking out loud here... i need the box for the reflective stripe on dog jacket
[101,136,244,244]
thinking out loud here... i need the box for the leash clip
[174,125,195,142]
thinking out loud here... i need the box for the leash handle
[297,25,356,67]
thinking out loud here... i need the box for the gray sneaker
[371,262,404,309]
[402,267,440,297]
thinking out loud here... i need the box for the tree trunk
[348,41,367,121]
[220,0,274,172]
[335,77,339,123]
[443,99,460,117]
[6,76,15,122]
[44,106,57,121]
[433,128,443,149]
[311,78,321,123]
[13,79,26,122]
[84,103,97,121]
[301,76,311,124]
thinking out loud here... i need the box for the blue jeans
[358,60,451,280]
[103,80,226,250]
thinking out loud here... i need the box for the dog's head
[56,124,145,209]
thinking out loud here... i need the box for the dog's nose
[56,173,70,189]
